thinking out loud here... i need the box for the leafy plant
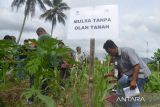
[144,71,160,92]
[151,48,160,63]
[22,37,75,105]
[0,38,115,107]
[0,40,19,84]
[93,59,110,107]
[21,87,56,107]
[71,90,83,107]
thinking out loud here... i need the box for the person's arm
[130,64,140,89]
[125,48,140,89]
[61,60,69,68]
[109,56,115,65]
[104,56,115,78]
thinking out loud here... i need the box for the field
[0,39,160,107]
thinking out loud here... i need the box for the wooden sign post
[89,38,95,107]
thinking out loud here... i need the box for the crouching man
[103,40,151,107]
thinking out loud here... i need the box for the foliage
[147,48,160,72]
[23,37,74,104]
[40,0,70,36]
[147,63,157,71]
[0,40,19,84]
[71,90,83,107]
[2,38,160,107]
[151,48,160,63]
[5,37,160,107]
[21,87,56,107]
[144,49,160,92]
[11,0,46,16]
[0,97,4,107]
[144,71,160,92]
[11,0,46,43]
[93,58,111,107]
[0,37,75,106]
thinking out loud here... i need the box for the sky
[0,0,160,60]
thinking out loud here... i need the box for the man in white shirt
[75,46,85,69]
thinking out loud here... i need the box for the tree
[151,48,160,63]
[11,0,46,44]
[40,0,70,36]
[147,48,160,71]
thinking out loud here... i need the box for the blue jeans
[117,76,148,107]
[127,78,148,107]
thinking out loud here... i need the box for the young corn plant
[93,58,111,107]
[71,65,88,107]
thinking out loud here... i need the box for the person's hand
[61,61,69,68]
[130,80,137,90]
[104,72,114,78]
[108,80,117,83]
[104,73,111,78]
[104,74,109,78]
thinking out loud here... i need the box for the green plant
[0,97,4,107]
[0,40,19,84]
[93,59,110,107]
[21,87,56,107]
[147,63,157,71]
[0,38,115,107]
[71,90,83,107]
[144,71,160,92]
[23,38,75,105]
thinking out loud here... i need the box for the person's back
[119,47,151,80]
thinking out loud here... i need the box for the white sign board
[67,5,118,39]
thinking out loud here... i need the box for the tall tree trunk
[51,19,54,37]
[17,14,27,44]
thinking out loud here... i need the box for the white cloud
[119,12,160,58]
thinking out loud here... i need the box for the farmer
[36,27,52,93]
[3,35,16,43]
[27,27,51,104]
[103,40,151,107]
[75,46,85,69]
[58,42,71,87]
[3,35,12,40]
[36,27,51,41]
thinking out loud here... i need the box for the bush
[144,71,160,92]
[147,63,157,71]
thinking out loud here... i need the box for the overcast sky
[0,0,160,60]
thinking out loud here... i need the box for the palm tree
[11,0,46,44]
[40,0,70,36]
